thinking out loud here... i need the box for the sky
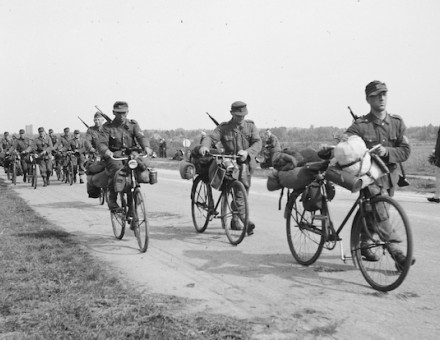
[1,0,440,134]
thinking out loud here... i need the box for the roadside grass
[0,179,250,340]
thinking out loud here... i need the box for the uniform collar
[366,112,390,125]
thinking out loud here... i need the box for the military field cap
[113,101,129,113]
[4,131,9,136]
[38,127,44,133]
[48,129,53,133]
[19,129,25,134]
[94,112,103,118]
[74,129,80,134]
[230,101,248,116]
[365,81,388,97]
[64,127,70,132]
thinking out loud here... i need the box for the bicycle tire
[222,180,248,246]
[32,164,37,189]
[12,162,17,185]
[351,195,413,292]
[133,188,149,252]
[110,192,126,240]
[69,163,74,185]
[56,165,61,181]
[285,190,325,265]
[191,176,212,233]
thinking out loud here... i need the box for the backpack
[301,180,322,211]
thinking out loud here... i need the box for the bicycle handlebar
[110,153,150,161]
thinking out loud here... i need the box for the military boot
[46,174,50,186]
[107,189,119,211]
[42,176,47,187]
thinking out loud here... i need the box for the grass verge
[0,178,250,340]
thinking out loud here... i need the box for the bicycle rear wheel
[132,188,149,252]
[351,195,413,291]
[191,176,212,233]
[286,191,325,265]
[110,192,126,240]
[222,180,248,246]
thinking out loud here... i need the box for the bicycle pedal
[328,234,341,241]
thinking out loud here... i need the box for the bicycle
[29,153,39,189]
[284,146,413,291]
[191,154,249,245]
[8,151,21,185]
[109,149,156,253]
[64,151,76,185]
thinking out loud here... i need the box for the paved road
[3,169,440,339]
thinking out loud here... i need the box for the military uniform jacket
[98,118,149,155]
[12,137,32,153]
[1,138,13,153]
[59,135,72,152]
[32,135,53,154]
[86,125,101,149]
[345,112,410,167]
[70,137,92,154]
[202,119,262,172]
[49,135,58,150]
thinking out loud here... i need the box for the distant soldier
[11,129,32,182]
[70,129,92,184]
[86,112,105,151]
[0,131,13,175]
[48,128,62,176]
[59,127,72,182]
[31,127,53,187]
[158,138,165,158]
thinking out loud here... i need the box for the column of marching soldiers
[0,112,104,188]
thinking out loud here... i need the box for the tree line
[145,124,439,158]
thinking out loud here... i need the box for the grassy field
[0,179,250,340]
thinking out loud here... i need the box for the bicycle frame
[206,154,240,220]
[110,152,151,220]
[287,144,391,264]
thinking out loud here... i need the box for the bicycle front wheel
[132,188,149,253]
[191,176,212,233]
[286,191,325,265]
[12,162,17,185]
[32,164,37,189]
[110,192,126,240]
[69,164,75,185]
[222,180,248,246]
[351,195,413,292]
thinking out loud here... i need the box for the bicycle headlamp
[128,159,138,169]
